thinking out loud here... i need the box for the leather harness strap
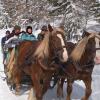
[96,48,100,50]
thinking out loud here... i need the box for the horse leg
[31,74,43,100]
[81,77,92,100]
[28,88,37,100]
[13,66,22,95]
[15,76,21,95]
[66,79,74,100]
[57,78,65,98]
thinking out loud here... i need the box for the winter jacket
[21,32,37,41]
[1,36,8,47]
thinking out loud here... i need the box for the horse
[56,31,100,100]
[11,24,68,100]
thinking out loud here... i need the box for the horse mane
[51,27,65,38]
[55,27,65,34]
[34,33,50,59]
[70,34,94,62]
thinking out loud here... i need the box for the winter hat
[41,25,48,31]
[6,30,10,35]
[14,25,21,30]
[26,26,32,33]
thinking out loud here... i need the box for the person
[1,30,10,47]
[6,26,37,80]
[4,25,21,73]
[21,26,37,41]
[37,25,48,40]
[1,30,10,64]
[3,25,21,63]
[5,25,21,44]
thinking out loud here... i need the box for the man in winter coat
[37,25,48,40]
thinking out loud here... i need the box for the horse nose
[57,50,68,62]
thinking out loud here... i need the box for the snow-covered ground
[0,28,100,100]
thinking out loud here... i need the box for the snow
[0,28,100,100]
[33,29,41,38]
[86,20,100,33]
[86,20,99,28]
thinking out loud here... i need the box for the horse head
[70,30,100,62]
[47,24,68,63]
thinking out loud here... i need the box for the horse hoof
[28,96,37,100]
[81,97,87,100]
[57,93,63,98]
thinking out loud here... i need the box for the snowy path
[0,63,100,100]
[0,29,100,100]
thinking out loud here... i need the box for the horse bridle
[56,33,67,51]
[56,45,67,52]
[52,34,67,64]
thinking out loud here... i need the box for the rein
[56,46,66,52]
[53,58,95,81]
[56,32,66,51]
[96,48,100,50]
[71,58,95,72]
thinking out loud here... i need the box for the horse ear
[82,30,90,37]
[48,24,53,32]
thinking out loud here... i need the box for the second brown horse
[57,31,100,100]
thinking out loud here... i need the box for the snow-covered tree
[0,1,9,28]
[48,0,100,39]
[89,1,100,22]
[1,0,99,33]
[1,0,49,27]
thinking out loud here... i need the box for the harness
[51,54,95,88]
[96,47,100,50]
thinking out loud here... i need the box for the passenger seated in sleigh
[2,25,37,86]
[2,25,22,66]
[3,25,37,66]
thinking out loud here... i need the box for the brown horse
[57,31,100,100]
[12,24,68,100]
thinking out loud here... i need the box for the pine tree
[47,0,99,39]
[0,0,9,28]
[89,1,100,22]
[1,0,49,27]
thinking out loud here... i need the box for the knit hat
[14,25,21,30]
